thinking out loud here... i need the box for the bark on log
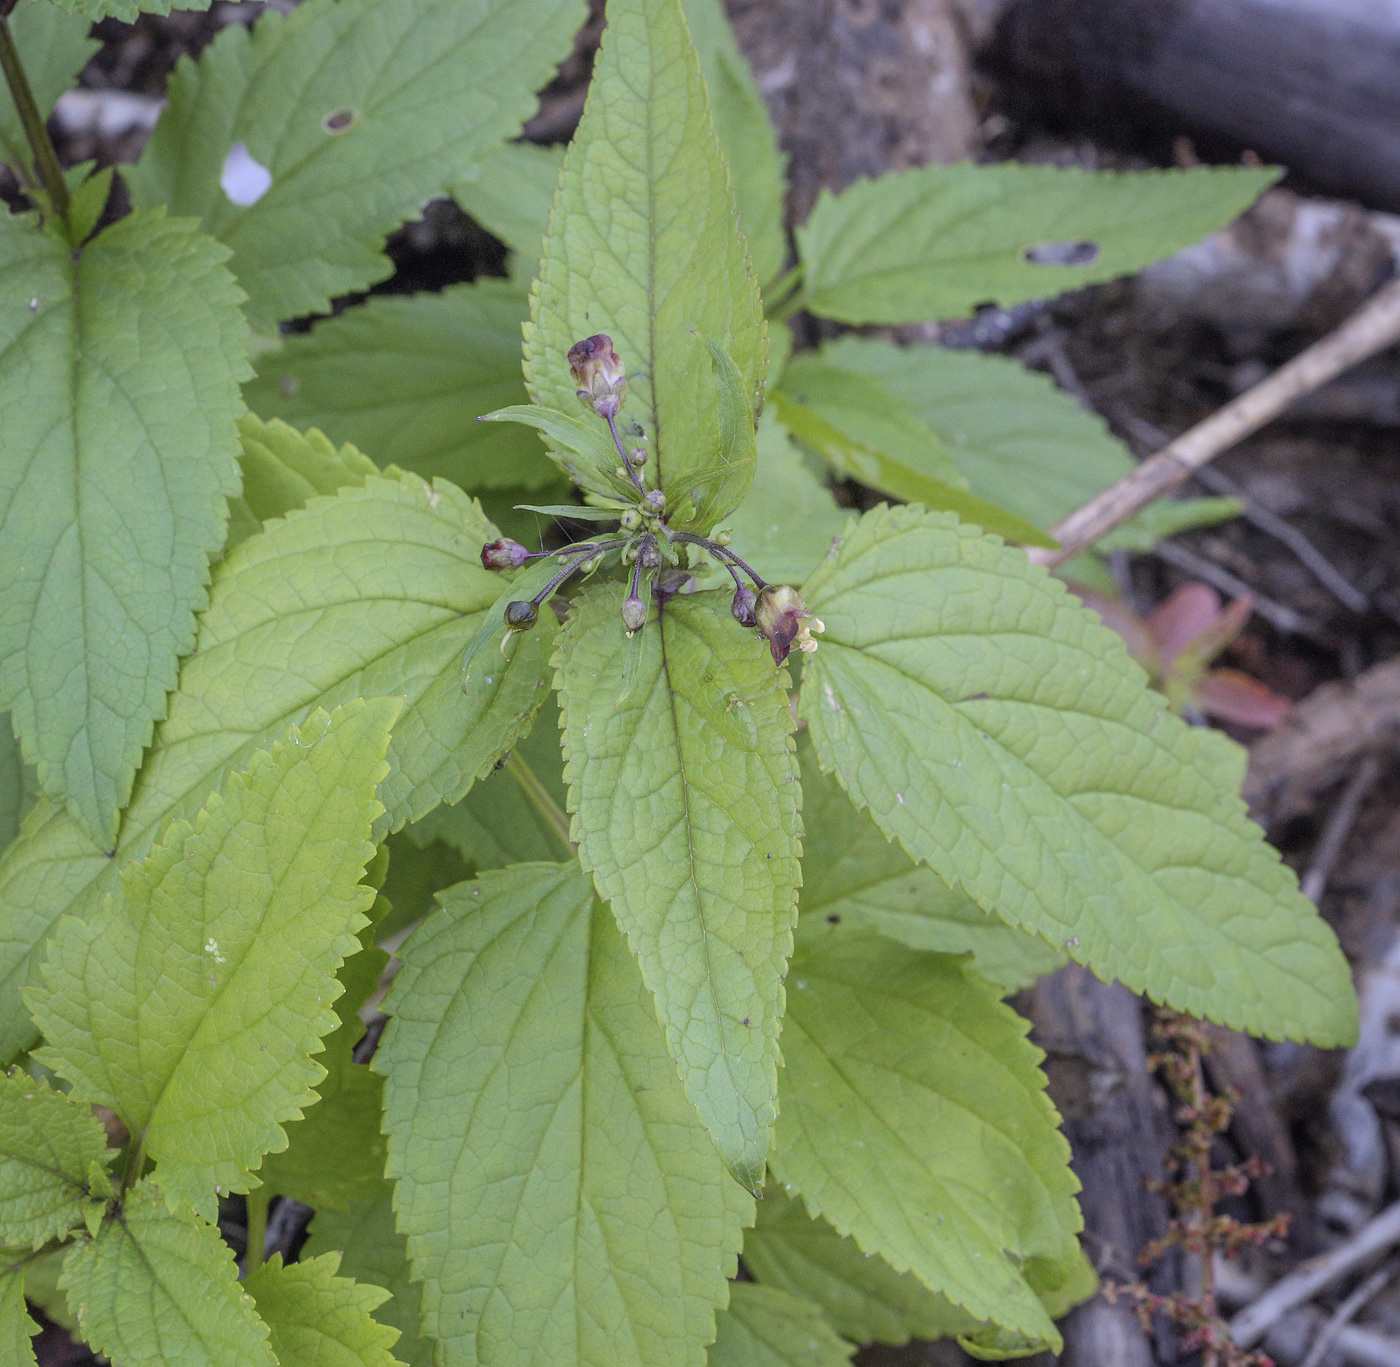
[1029,966,1176,1366]
[989,0,1400,213]
[726,0,984,222]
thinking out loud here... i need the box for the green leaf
[678,0,788,290]
[0,3,98,177]
[797,746,1063,992]
[721,414,845,588]
[451,141,564,283]
[259,931,389,1212]
[1095,496,1244,552]
[377,834,471,946]
[126,0,586,332]
[229,415,378,552]
[59,1180,273,1367]
[687,335,760,532]
[818,339,1132,528]
[0,1071,111,1250]
[796,163,1279,324]
[0,1261,38,1367]
[777,356,965,488]
[769,365,1055,548]
[0,472,551,1063]
[406,693,568,872]
[556,583,801,1188]
[0,715,37,853]
[28,699,396,1216]
[743,1187,985,1347]
[244,1252,404,1367]
[820,338,1240,550]
[0,207,249,848]
[772,935,1081,1351]
[303,1193,433,1367]
[246,282,556,491]
[375,862,753,1366]
[514,504,621,522]
[709,1283,852,1367]
[525,0,767,533]
[477,405,632,502]
[48,0,209,21]
[17,1246,75,1336]
[798,503,1359,1046]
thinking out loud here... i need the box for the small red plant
[1076,583,1291,729]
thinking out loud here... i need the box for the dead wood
[1244,656,1400,829]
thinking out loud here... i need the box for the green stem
[119,1132,147,1197]
[506,752,575,858]
[0,17,68,219]
[244,1187,269,1272]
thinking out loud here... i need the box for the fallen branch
[1230,1199,1400,1349]
[1299,1259,1399,1367]
[1300,755,1383,903]
[1028,276,1400,568]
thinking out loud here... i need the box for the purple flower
[567,334,628,419]
[754,585,824,665]
[480,538,529,571]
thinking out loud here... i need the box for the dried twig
[1244,654,1400,825]
[1029,276,1400,568]
[1330,1323,1400,1367]
[1300,755,1383,903]
[1152,540,1319,636]
[1231,1200,1400,1348]
[1115,410,1371,616]
[1298,1258,1399,1367]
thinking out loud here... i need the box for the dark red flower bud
[754,585,824,665]
[481,538,529,571]
[731,585,757,627]
[567,334,627,419]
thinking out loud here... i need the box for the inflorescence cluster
[480,334,823,663]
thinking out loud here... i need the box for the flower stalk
[481,335,822,661]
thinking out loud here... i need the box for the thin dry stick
[1300,755,1383,903]
[1231,1199,1400,1348]
[1029,276,1400,569]
[1116,409,1371,615]
[1299,1258,1399,1367]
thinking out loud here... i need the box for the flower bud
[504,600,538,629]
[629,447,647,468]
[620,509,641,531]
[567,334,627,419]
[621,594,648,633]
[480,538,529,571]
[643,489,666,516]
[640,541,662,569]
[713,529,732,547]
[754,585,824,665]
[731,585,757,627]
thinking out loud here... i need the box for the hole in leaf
[220,142,272,207]
[322,108,357,134]
[1023,239,1100,266]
